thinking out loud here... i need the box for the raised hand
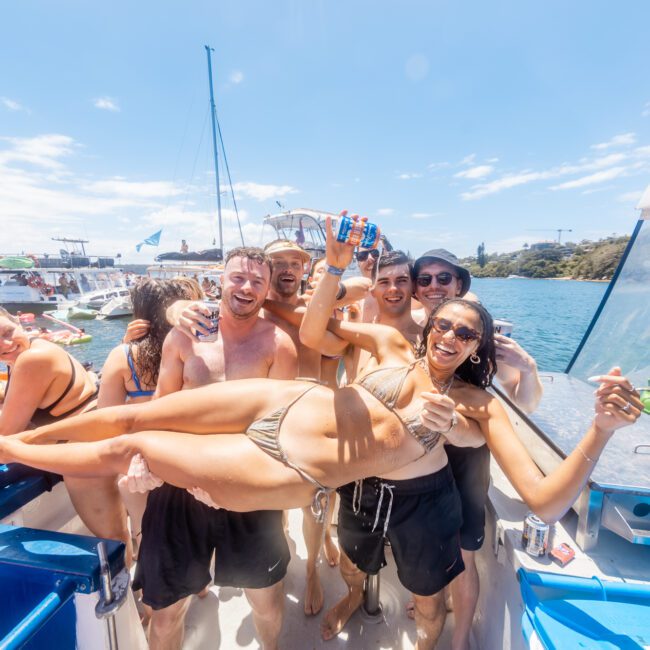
[122,319,150,344]
[169,300,214,340]
[494,334,536,372]
[590,367,644,435]
[325,211,357,270]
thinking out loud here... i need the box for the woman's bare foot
[304,571,324,615]
[324,534,340,567]
[320,589,364,640]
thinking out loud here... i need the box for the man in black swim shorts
[128,247,298,650]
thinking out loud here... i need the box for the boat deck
[181,508,459,649]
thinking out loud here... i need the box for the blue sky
[2,1,650,263]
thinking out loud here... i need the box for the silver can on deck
[522,513,550,557]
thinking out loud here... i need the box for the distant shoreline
[473,276,610,283]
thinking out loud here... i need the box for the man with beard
[411,248,542,650]
[130,247,298,650]
[261,239,341,617]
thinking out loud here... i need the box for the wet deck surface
[181,508,459,649]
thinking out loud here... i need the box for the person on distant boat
[79,273,91,292]
[124,247,297,650]
[0,305,131,561]
[2,222,643,650]
[180,239,189,254]
[201,276,211,294]
[98,277,203,564]
[410,247,543,650]
[58,273,69,298]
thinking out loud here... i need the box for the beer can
[493,318,514,338]
[196,301,220,342]
[334,216,380,249]
[522,513,550,557]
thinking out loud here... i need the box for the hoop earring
[470,353,481,365]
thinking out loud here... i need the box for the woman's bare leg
[0,431,313,513]
[64,475,133,566]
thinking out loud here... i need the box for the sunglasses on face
[356,249,380,262]
[431,317,480,343]
[416,272,456,287]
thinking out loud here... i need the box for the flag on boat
[136,229,162,252]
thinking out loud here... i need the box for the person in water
[0,305,129,556]
[1,221,643,649]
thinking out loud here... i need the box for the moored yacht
[0,238,127,314]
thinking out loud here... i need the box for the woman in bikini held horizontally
[0,217,642,568]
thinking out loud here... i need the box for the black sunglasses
[356,249,380,262]
[431,317,480,343]
[416,272,456,287]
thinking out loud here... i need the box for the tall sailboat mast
[205,45,224,256]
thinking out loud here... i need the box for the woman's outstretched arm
[481,368,643,522]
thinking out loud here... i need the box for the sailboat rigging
[205,44,245,253]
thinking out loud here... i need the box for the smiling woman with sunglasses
[0,219,643,648]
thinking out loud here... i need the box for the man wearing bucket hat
[411,247,542,650]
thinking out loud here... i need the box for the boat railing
[0,578,77,650]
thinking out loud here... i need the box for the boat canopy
[567,184,650,385]
[155,248,223,262]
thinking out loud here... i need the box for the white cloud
[455,165,494,180]
[550,167,626,191]
[1,97,27,112]
[396,172,422,180]
[642,102,650,118]
[376,208,394,216]
[460,154,476,165]
[0,134,77,169]
[617,190,644,203]
[231,181,298,201]
[427,161,450,170]
[93,96,120,112]
[459,146,648,200]
[229,70,244,84]
[591,133,636,150]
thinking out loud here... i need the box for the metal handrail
[0,579,76,650]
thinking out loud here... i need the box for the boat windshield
[568,216,650,387]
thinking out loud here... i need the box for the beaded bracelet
[326,264,345,276]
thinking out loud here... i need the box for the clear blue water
[49,278,607,374]
[472,278,606,372]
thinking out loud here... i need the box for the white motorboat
[97,295,133,320]
[0,238,128,314]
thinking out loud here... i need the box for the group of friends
[0,215,643,650]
